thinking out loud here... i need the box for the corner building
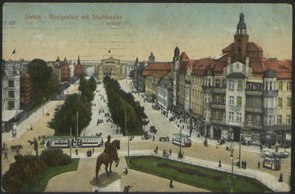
[172,13,291,147]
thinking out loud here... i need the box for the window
[229,80,234,89]
[237,96,242,106]
[278,98,282,107]
[216,96,220,104]
[287,81,291,91]
[237,80,243,89]
[286,115,291,124]
[287,97,291,107]
[277,115,282,125]
[222,80,227,88]
[8,91,15,98]
[237,112,241,122]
[229,112,234,121]
[208,79,211,87]
[8,101,15,109]
[215,79,220,87]
[229,96,234,105]
[256,115,261,123]
[8,80,14,87]
[279,81,283,90]
[265,81,268,90]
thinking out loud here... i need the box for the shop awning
[2,110,23,122]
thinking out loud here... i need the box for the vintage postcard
[1,2,292,193]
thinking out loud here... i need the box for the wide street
[2,78,291,192]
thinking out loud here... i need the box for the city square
[1,3,293,193]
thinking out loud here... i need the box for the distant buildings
[135,13,292,147]
[97,56,126,81]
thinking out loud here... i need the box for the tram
[44,136,103,148]
[172,133,192,147]
[263,156,281,170]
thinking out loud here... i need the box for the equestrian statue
[95,135,120,179]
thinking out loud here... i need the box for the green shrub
[40,149,71,166]
[3,150,72,192]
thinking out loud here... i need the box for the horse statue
[95,139,120,179]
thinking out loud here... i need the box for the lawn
[23,158,80,192]
[126,156,272,192]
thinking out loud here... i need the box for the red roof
[142,62,171,77]
[247,42,263,51]
[222,43,234,53]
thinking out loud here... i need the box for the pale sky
[2,3,292,62]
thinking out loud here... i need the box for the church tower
[172,46,180,108]
[234,12,249,63]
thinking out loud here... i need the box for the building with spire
[60,57,71,82]
[74,56,85,79]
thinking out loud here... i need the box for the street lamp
[43,97,46,115]
[70,127,72,158]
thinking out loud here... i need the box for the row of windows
[277,97,291,107]
[277,115,291,125]
[187,77,291,91]
[228,112,242,122]
[229,96,242,106]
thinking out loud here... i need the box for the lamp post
[126,110,129,158]
[43,97,46,115]
[70,127,72,158]
[229,127,234,192]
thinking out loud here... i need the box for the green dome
[264,69,276,78]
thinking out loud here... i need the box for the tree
[27,59,58,108]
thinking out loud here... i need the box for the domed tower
[148,52,155,63]
[234,12,249,63]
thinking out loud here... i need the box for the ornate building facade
[97,56,125,81]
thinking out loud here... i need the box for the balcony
[211,118,226,125]
[245,90,263,96]
[245,106,263,113]
[211,103,225,109]
[245,122,263,129]
[229,105,241,111]
[263,90,277,97]
[202,86,226,94]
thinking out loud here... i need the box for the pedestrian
[4,152,8,159]
[278,173,283,182]
[170,179,174,189]
[245,161,247,169]
[75,149,78,155]
[218,159,222,167]
[258,161,260,168]
[169,148,172,156]
[93,147,94,154]
[163,149,165,157]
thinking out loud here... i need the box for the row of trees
[103,76,147,135]
[49,77,96,135]
[27,59,59,109]
[2,149,71,192]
